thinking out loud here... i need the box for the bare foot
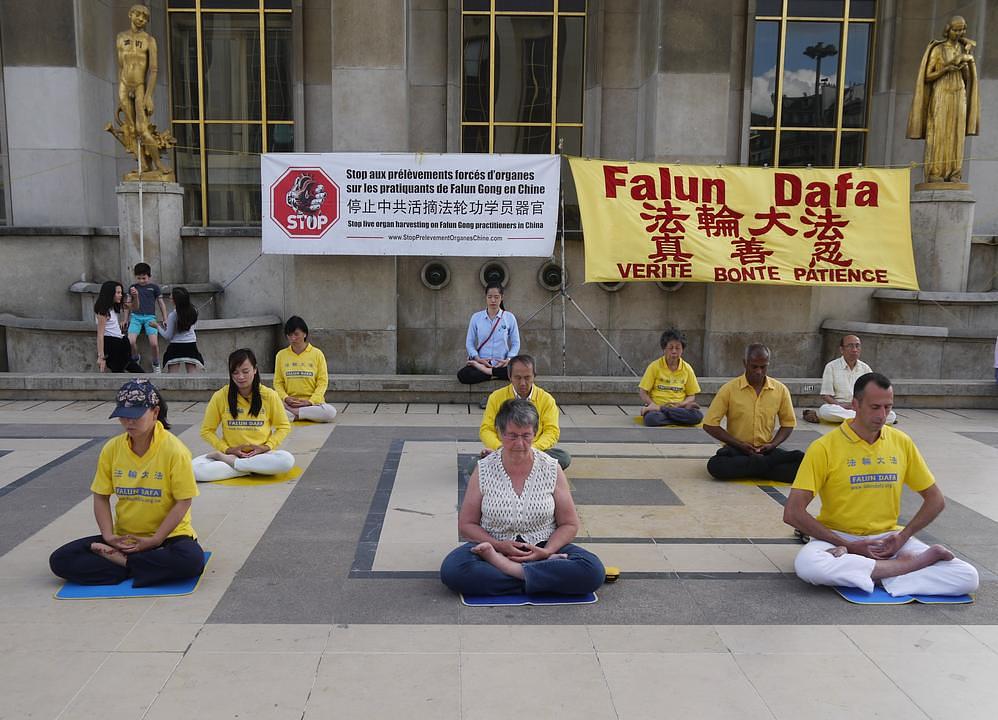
[206,451,237,467]
[803,409,819,424]
[90,542,127,567]
[922,544,955,563]
[470,542,525,580]
[825,546,848,558]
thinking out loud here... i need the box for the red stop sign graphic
[270,167,339,238]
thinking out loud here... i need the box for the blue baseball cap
[109,379,161,419]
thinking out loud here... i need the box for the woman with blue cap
[49,379,205,586]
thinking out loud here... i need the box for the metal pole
[137,137,145,263]
[558,138,567,376]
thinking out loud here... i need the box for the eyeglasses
[502,432,534,442]
[843,343,861,348]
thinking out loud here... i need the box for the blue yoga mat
[55,551,212,600]
[461,591,598,607]
[835,585,973,605]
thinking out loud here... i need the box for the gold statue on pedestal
[106,4,176,182]
[906,16,980,188]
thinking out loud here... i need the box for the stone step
[821,319,996,382]
[0,372,994,408]
[69,281,224,321]
[873,289,998,330]
[0,313,281,374]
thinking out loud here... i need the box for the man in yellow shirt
[784,373,978,596]
[638,329,702,426]
[702,343,803,483]
[479,355,570,469]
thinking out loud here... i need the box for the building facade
[0,0,995,378]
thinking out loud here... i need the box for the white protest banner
[261,153,560,256]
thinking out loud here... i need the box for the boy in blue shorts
[127,262,168,373]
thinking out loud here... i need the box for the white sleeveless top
[99,309,123,339]
[478,448,558,545]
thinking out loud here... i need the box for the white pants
[794,531,979,596]
[284,403,337,423]
[192,450,295,483]
[817,403,896,424]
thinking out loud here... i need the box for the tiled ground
[1,400,998,719]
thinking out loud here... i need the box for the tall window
[749,0,875,167]
[461,0,586,156]
[0,35,8,225]
[168,0,294,226]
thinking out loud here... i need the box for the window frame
[460,0,586,155]
[167,0,294,226]
[748,0,876,168]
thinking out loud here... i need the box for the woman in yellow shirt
[274,315,337,423]
[193,348,294,482]
[49,379,205,586]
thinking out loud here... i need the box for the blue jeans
[440,541,604,596]
[643,407,703,426]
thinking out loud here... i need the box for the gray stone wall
[0,0,169,227]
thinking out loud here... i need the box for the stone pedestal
[910,188,975,292]
[116,183,185,285]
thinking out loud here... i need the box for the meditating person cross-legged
[440,398,604,597]
[192,348,295,483]
[784,372,978,597]
[49,379,205,587]
[274,315,338,423]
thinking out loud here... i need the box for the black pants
[457,364,510,384]
[49,535,205,587]
[706,446,804,484]
[105,335,143,373]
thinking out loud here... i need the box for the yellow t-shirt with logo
[639,357,701,406]
[274,343,329,405]
[91,422,198,539]
[792,422,935,536]
[200,384,291,452]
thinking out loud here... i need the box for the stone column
[909,189,975,292]
[116,182,185,285]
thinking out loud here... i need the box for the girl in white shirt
[160,287,205,373]
[94,280,141,373]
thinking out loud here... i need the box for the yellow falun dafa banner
[568,158,918,289]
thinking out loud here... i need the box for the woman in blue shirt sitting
[458,282,521,385]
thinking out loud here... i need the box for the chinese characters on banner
[568,159,918,289]
[262,153,560,256]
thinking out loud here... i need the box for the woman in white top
[439,399,604,596]
[159,287,205,373]
[94,280,141,373]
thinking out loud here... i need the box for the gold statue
[106,4,176,182]
[906,16,980,186]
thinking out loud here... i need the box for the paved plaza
[2,399,998,719]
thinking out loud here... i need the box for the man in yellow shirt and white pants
[784,372,978,597]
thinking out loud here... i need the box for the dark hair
[853,372,891,400]
[133,262,151,276]
[172,286,198,333]
[744,343,771,361]
[284,315,309,338]
[227,348,262,418]
[508,354,536,375]
[660,329,686,349]
[155,391,171,431]
[485,281,506,311]
[495,398,539,436]
[94,280,123,317]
